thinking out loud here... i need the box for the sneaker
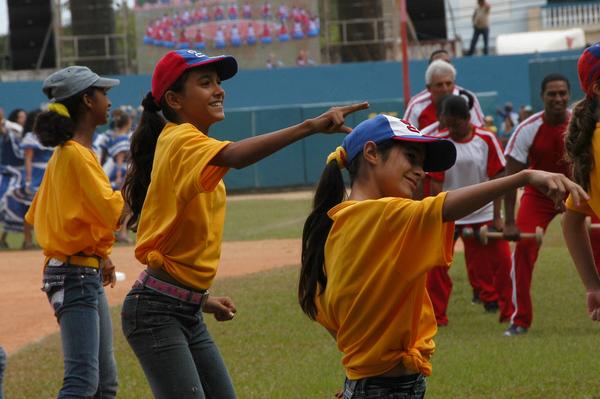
[484,301,499,313]
[503,324,528,336]
[471,292,481,305]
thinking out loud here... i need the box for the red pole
[399,0,411,105]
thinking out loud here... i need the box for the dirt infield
[0,239,301,355]
[1,226,464,355]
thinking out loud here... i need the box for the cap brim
[94,77,120,88]
[391,135,456,172]
[189,55,238,81]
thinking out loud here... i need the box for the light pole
[399,0,411,105]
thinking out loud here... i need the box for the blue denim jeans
[468,27,489,55]
[0,346,5,399]
[121,286,237,399]
[42,264,118,399]
[343,374,426,399]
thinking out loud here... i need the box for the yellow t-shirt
[25,140,123,258]
[135,122,230,290]
[566,123,600,217]
[316,193,454,380]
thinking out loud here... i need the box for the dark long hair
[8,108,25,124]
[298,140,397,320]
[33,86,98,147]
[24,109,41,134]
[122,70,191,231]
[565,96,597,191]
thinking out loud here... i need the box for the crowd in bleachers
[0,105,139,249]
[142,2,319,50]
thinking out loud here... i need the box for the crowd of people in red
[143,2,319,50]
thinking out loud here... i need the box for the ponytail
[123,70,194,231]
[33,86,97,147]
[565,96,597,191]
[33,111,75,147]
[122,92,166,231]
[299,160,347,320]
[298,140,401,319]
[457,88,475,110]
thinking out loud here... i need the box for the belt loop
[200,292,209,309]
[140,270,150,285]
[343,379,357,399]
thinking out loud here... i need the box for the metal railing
[325,17,396,46]
[58,33,128,65]
[541,1,600,29]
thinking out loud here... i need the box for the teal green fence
[211,92,497,190]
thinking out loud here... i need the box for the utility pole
[53,0,62,69]
[399,0,411,105]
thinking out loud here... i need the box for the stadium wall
[0,49,583,190]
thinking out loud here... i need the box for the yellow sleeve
[567,125,600,218]
[77,148,124,230]
[384,192,455,272]
[169,129,231,203]
[24,191,38,226]
[566,194,597,217]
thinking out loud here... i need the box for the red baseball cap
[151,49,238,105]
[577,42,600,97]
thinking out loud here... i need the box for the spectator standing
[497,102,519,147]
[467,0,491,56]
[518,105,534,123]
[0,109,24,248]
[1,109,51,249]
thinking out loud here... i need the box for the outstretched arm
[209,102,369,169]
[442,169,588,222]
[561,209,600,321]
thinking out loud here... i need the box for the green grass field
[4,197,600,398]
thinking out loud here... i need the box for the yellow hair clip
[48,103,70,118]
[326,146,347,169]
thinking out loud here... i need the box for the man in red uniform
[427,95,512,326]
[503,73,600,335]
[404,57,485,130]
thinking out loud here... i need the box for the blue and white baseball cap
[342,114,456,172]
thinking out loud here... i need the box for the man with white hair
[404,59,485,130]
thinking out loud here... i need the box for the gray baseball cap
[43,66,120,101]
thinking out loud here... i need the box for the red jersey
[504,110,571,195]
[404,85,485,130]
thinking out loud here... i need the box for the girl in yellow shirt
[299,114,587,398]
[562,42,600,322]
[25,66,123,398]
[120,49,367,398]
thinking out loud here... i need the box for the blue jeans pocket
[41,268,67,314]
[121,294,138,338]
